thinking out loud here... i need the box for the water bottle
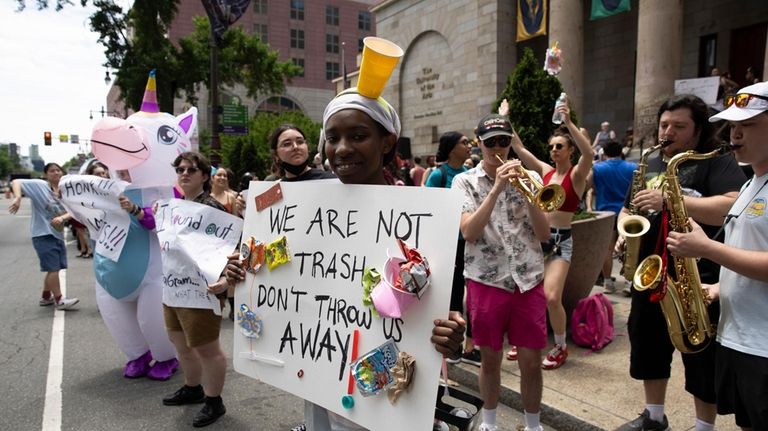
[552,92,567,124]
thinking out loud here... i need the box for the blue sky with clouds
[0,1,111,165]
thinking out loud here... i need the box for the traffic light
[44,131,52,146]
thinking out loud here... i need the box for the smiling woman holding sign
[226,37,465,431]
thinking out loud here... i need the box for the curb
[449,364,606,431]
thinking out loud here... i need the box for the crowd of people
[7,72,768,431]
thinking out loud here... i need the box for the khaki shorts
[163,305,222,348]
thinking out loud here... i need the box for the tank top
[543,166,580,213]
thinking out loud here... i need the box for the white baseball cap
[709,82,768,122]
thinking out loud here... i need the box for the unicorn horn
[140,69,159,113]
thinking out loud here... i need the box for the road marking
[41,269,66,431]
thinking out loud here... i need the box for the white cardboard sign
[155,199,244,314]
[674,76,720,105]
[59,175,130,261]
[233,182,463,431]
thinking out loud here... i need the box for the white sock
[481,408,496,426]
[554,333,566,347]
[694,418,715,431]
[646,404,665,423]
[524,410,541,429]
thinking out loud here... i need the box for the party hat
[140,69,159,113]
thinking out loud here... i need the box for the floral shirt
[452,162,545,293]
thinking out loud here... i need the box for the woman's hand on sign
[430,311,466,357]
[236,192,247,217]
[207,276,229,294]
[225,251,246,284]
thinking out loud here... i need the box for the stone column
[634,0,683,144]
[548,0,584,119]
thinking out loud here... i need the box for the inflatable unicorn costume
[90,71,197,380]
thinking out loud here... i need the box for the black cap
[476,114,513,141]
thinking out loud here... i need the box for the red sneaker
[541,344,568,370]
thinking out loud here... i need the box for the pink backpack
[571,293,614,351]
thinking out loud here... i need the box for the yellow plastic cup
[356,37,404,99]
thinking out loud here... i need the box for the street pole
[210,25,221,166]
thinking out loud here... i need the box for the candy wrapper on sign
[237,304,263,338]
[351,339,400,396]
[265,235,291,270]
[544,41,562,76]
[361,267,381,317]
[394,239,431,297]
[387,351,416,404]
[241,237,266,273]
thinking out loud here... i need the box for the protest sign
[155,199,244,314]
[233,182,463,431]
[674,76,719,105]
[59,175,130,261]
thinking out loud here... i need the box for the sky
[0,1,114,166]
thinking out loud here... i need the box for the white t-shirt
[718,173,768,358]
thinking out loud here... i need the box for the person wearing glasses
[615,95,746,431]
[270,124,336,182]
[452,113,551,431]
[665,82,768,431]
[506,98,594,371]
[162,151,231,428]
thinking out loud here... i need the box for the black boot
[193,396,226,427]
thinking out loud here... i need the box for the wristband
[132,204,141,216]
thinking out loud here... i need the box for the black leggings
[449,238,472,339]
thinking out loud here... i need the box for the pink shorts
[466,279,547,351]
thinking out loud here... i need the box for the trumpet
[494,154,565,212]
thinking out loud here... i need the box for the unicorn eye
[157,125,180,146]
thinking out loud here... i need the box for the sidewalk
[448,259,741,431]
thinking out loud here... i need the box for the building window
[326,5,339,26]
[698,34,717,77]
[257,96,301,114]
[292,58,305,77]
[326,34,339,54]
[358,11,371,31]
[253,23,268,43]
[290,0,304,20]
[253,0,267,15]
[358,38,365,52]
[326,62,340,80]
[290,29,305,49]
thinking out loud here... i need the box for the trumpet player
[504,97,594,371]
[667,82,768,431]
[617,95,746,431]
[453,113,550,431]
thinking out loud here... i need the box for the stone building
[370,0,768,158]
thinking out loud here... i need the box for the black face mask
[280,158,310,176]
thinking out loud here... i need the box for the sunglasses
[548,143,565,151]
[724,93,768,108]
[482,136,512,148]
[175,166,200,175]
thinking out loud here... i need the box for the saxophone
[633,145,729,353]
[617,139,669,277]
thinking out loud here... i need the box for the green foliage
[216,111,322,181]
[493,48,578,162]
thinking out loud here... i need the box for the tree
[494,48,577,162]
[18,0,301,113]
